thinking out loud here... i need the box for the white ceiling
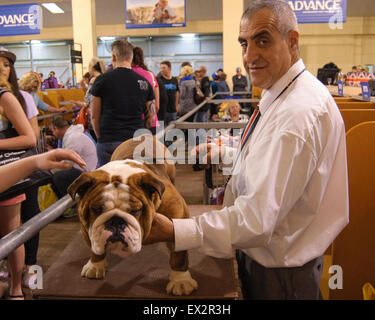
[0,0,373,29]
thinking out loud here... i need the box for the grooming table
[33,205,238,300]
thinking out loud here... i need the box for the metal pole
[0,195,76,261]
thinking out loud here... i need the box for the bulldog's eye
[130,209,142,216]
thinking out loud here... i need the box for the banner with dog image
[125,0,185,29]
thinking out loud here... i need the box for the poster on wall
[0,3,42,36]
[125,0,186,29]
[288,0,347,24]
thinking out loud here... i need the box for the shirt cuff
[173,218,203,252]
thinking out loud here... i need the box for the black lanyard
[271,68,306,106]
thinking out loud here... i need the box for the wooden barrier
[37,88,85,127]
[37,88,85,109]
[340,109,375,132]
[329,121,375,300]
[334,97,358,103]
[337,101,375,109]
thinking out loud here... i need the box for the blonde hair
[89,57,105,74]
[180,65,193,77]
[227,100,241,115]
[18,72,41,92]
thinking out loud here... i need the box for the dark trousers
[51,167,83,199]
[236,250,323,300]
[21,186,40,266]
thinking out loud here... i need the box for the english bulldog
[67,135,198,295]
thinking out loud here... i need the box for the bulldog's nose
[105,215,127,232]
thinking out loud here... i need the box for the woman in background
[0,48,36,300]
[71,57,105,141]
[178,65,197,122]
[131,47,159,135]
[18,72,68,114]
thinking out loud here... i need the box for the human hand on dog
[143,213,175,244]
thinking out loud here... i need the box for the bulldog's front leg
[81,253,107,279]
[166,244,198,295]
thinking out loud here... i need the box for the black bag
[0,128,52,202]
[193,80,205,105]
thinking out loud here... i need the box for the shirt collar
[258,59,305,116]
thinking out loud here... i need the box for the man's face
[238,9,298,89]
[197,67,206,77]
[51,126,63,140]
[160,64,170,77]
[31,81,39,92]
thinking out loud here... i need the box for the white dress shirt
[173,59,349,267]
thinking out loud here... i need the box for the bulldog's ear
[68,170,110,200]
[141,173,165,201]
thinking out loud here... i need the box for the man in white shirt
[51,116,97,198]
[145,0,349,299]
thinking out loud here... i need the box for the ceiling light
[31,40,41,44]
[181,33,197,39]
[100,37,115,41]
[42,3,64,14]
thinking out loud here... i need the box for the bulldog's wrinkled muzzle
[105,216,127,245]
[89,209,142,257]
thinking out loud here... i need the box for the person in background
[50,116,97,199]
[156,74,168,125]
[16,75,43,291]
[209,74,220,120]
[232,67,249,93]
[158,60,179,126]
[144,0,349,300]
[132,46,160,135]
[181,61,192,68]
[90,39,154,166]
[0,50,37,300]
[43,71,59,89]
[346,65,358,86]
[79,72,91,93]
[232,67,251,110]
[216,73,230,99]
[71,57,106,141]
[178,65,197,122]
[194,65,211,123]
[210,68,223,82]
[19,72,68,114]
[0,148,85,299]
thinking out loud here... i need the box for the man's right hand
[191,143,221,169]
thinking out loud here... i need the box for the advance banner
[125,0,186,29]
[0,3,42,36]
[288,0,347,24]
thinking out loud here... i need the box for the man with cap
[232,67,249,93]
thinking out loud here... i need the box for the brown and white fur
[68,135,198,295]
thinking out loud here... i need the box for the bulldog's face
[68,160,164,258]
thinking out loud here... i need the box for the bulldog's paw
[166,270,198,296]
[81,259,106,279]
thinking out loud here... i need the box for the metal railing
[0,195,75,260]
[0,92,258,260]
